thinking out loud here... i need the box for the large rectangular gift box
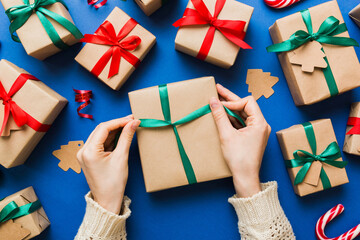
[1,0,82,60]
[0,59,68,168]
[129,77,233,192]
[0,187,50,239]
[75,7,156,91]
[349,3,360,28]
[277,119,348,197]
[343,102,360,156]
[134,0,165,16]
[174,0,253,69]
[268,0,360,106]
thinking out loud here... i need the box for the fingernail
[210,97,219,108]
[132,120,141,130]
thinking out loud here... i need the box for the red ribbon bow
[74,88,93,119]
[81,19,141,79]
[346,117,360,135]
[173,0,251,61]
[0,74,51,136]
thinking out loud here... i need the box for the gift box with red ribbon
[134,0,167,16]
[0,59,68,168]
[75,7,156,91]
[173,0,253,69]
[343,102,360,156]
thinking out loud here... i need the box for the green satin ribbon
[285,122,347,189]
[5,0,83,50]
[0,200,41,223]
[267,9,359,97]
[139,84,245,184]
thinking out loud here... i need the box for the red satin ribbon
[173,0,252,61]
[346,117,360,135]
[74,89,93,119]
[88,0,107,9]
[0,74,51,136]
[81,19,141,79]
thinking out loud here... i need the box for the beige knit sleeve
[229,181,295,240]
[75,192,131,240]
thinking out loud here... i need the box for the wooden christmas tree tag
[0,107,22,137]
[53,141,84,174]
[0,220,31,240]
[246,69,279,100]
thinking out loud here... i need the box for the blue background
[1,0,360,239]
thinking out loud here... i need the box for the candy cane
[264,0,300,9]
[316,204,360,240]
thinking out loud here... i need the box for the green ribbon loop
[284,122,347,189]
[139,84,245,184]
[5,0,83,50]
[0,200,41,223]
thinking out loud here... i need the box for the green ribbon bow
[267,9,359,97]
[139,84,245,184]
[285,122,347,189]
[0,200,41,223]
[5,0,83,50]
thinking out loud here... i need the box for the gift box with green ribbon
[134,0,168,16]
[277,119,348,197]
[0,187,50,239]
[267,0,360,106]
[129,77,244,192]
[1,0,83,60]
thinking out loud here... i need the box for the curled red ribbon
[173,0,251,61]
[346,117,360,135]
[74,89,93,119]
[88,0,107,9]
[81,19,141,79]
[0,73,51,136]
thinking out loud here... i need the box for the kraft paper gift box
[174,0,253,69]
[75,7,156,91]
[129,77,240,192]
[277,119,348,197]
[1,0,82,60]
[0,187,50,239]
[134,0,166,16]
[349,3,360,28]
[268,0,360,106]
[0,59,68,168]
[343,102,360,156]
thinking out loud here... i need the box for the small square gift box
[134,0,167,16]
[173,0,253,69]
[267,0,360,106]
[277,119,348,197]
[75,7,156,91]
[1,0,83,60]
[129,76,244,192]
[0,59,68,168]
[349,3,360,28]
[0,187,50,239]
[343,102,360,156]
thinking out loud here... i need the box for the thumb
[113,120,141,158]
[210,97,233,139]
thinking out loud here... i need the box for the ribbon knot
[1,96,12,105]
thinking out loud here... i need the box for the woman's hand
[77,116,141,214]
[210,84,271,198]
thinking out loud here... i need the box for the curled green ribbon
[285,122,347,189]
[0,200,41,223]
[139,84,245,184]
[5,0,83,50]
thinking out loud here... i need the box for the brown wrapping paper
[134,0,162,16]
[0,0,79,60]
[129,77,231,192]
[174,0,253,69]
[0,59,68,168]
[276,119,348,197]
[269,0,360,106]
[349,3,360,28]
[0,187,50,240]
[343,102,360,156]
[75,7,156,91]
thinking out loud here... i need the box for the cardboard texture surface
[276,119,348,197]
[129,77,231,192]
[0,59,68,168]
[174,0,253,69]
[246,69,279,100]
[134,0,162,16]
[75,7,156,91]
[0,187,50,240]
[0,0,79,60]
[349,3,360,28]
[269,0,360,106]
[52,141,84,173]
[343,102,360,156]
[0,220,31,240]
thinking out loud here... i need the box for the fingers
[216,84,241,102]
[113,119,141,158]
[221,96,264,122]
[210,97,233,140]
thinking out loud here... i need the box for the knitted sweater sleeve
[228,181,295,240]
[74,192,131,240]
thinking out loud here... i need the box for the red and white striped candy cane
[316,204,360,240]
[264,0,300,9]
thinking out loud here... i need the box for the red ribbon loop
[74,89,93,119]
[87,0,107,9]
[173,0,251,61]
[346,117,360,135]
[81,19,141,79]
[0,73,51,136]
